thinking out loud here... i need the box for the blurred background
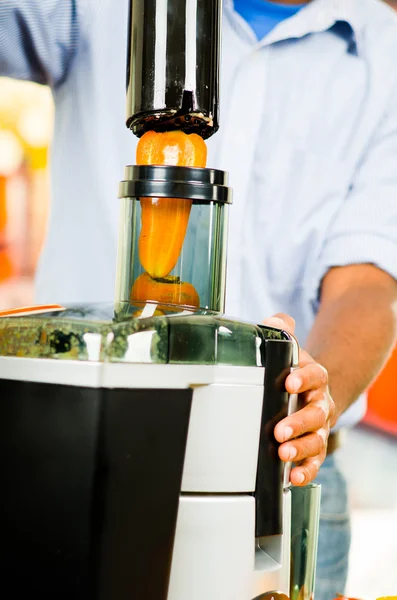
[0,78,52,309]
[1,1,397,596]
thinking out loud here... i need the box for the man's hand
[263,314,336,486]
[263,265,397,486]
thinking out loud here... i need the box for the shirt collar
[224,0,361,55]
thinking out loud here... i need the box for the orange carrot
[136,131,207,278]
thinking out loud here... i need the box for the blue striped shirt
[2,0,397,428]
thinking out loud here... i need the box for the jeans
[314,454,352,600]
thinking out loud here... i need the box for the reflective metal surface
[126,0,221,138]
[290,484,321,600]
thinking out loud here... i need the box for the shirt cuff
[309,232,397,312]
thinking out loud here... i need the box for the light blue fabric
[0,0,79,87]
[2,0,397,434]
[315,455,351,599]
[234,0,306,41]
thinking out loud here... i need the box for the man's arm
[273,78,397,485]
[269,265,397,487]
[306,264,397,423]
[272,265,397,486]
[0,0,79,87]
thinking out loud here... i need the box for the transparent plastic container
[115,165,231,317]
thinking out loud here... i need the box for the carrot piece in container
[131,272,200,309]
[136,130,207,278]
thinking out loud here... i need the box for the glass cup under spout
[290,484,322,600]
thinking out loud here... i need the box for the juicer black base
[0,380,192,600]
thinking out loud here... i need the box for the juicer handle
[255,336,295,538]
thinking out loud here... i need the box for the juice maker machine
[0,1,320,599]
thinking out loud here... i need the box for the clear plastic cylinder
[115,195,228,315]
[115,166,231,317]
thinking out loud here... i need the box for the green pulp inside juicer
[0,303,289,366]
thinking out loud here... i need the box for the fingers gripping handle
[283,334,300,489]
[283,371,299,489]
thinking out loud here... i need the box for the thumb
[263,313,296,335]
